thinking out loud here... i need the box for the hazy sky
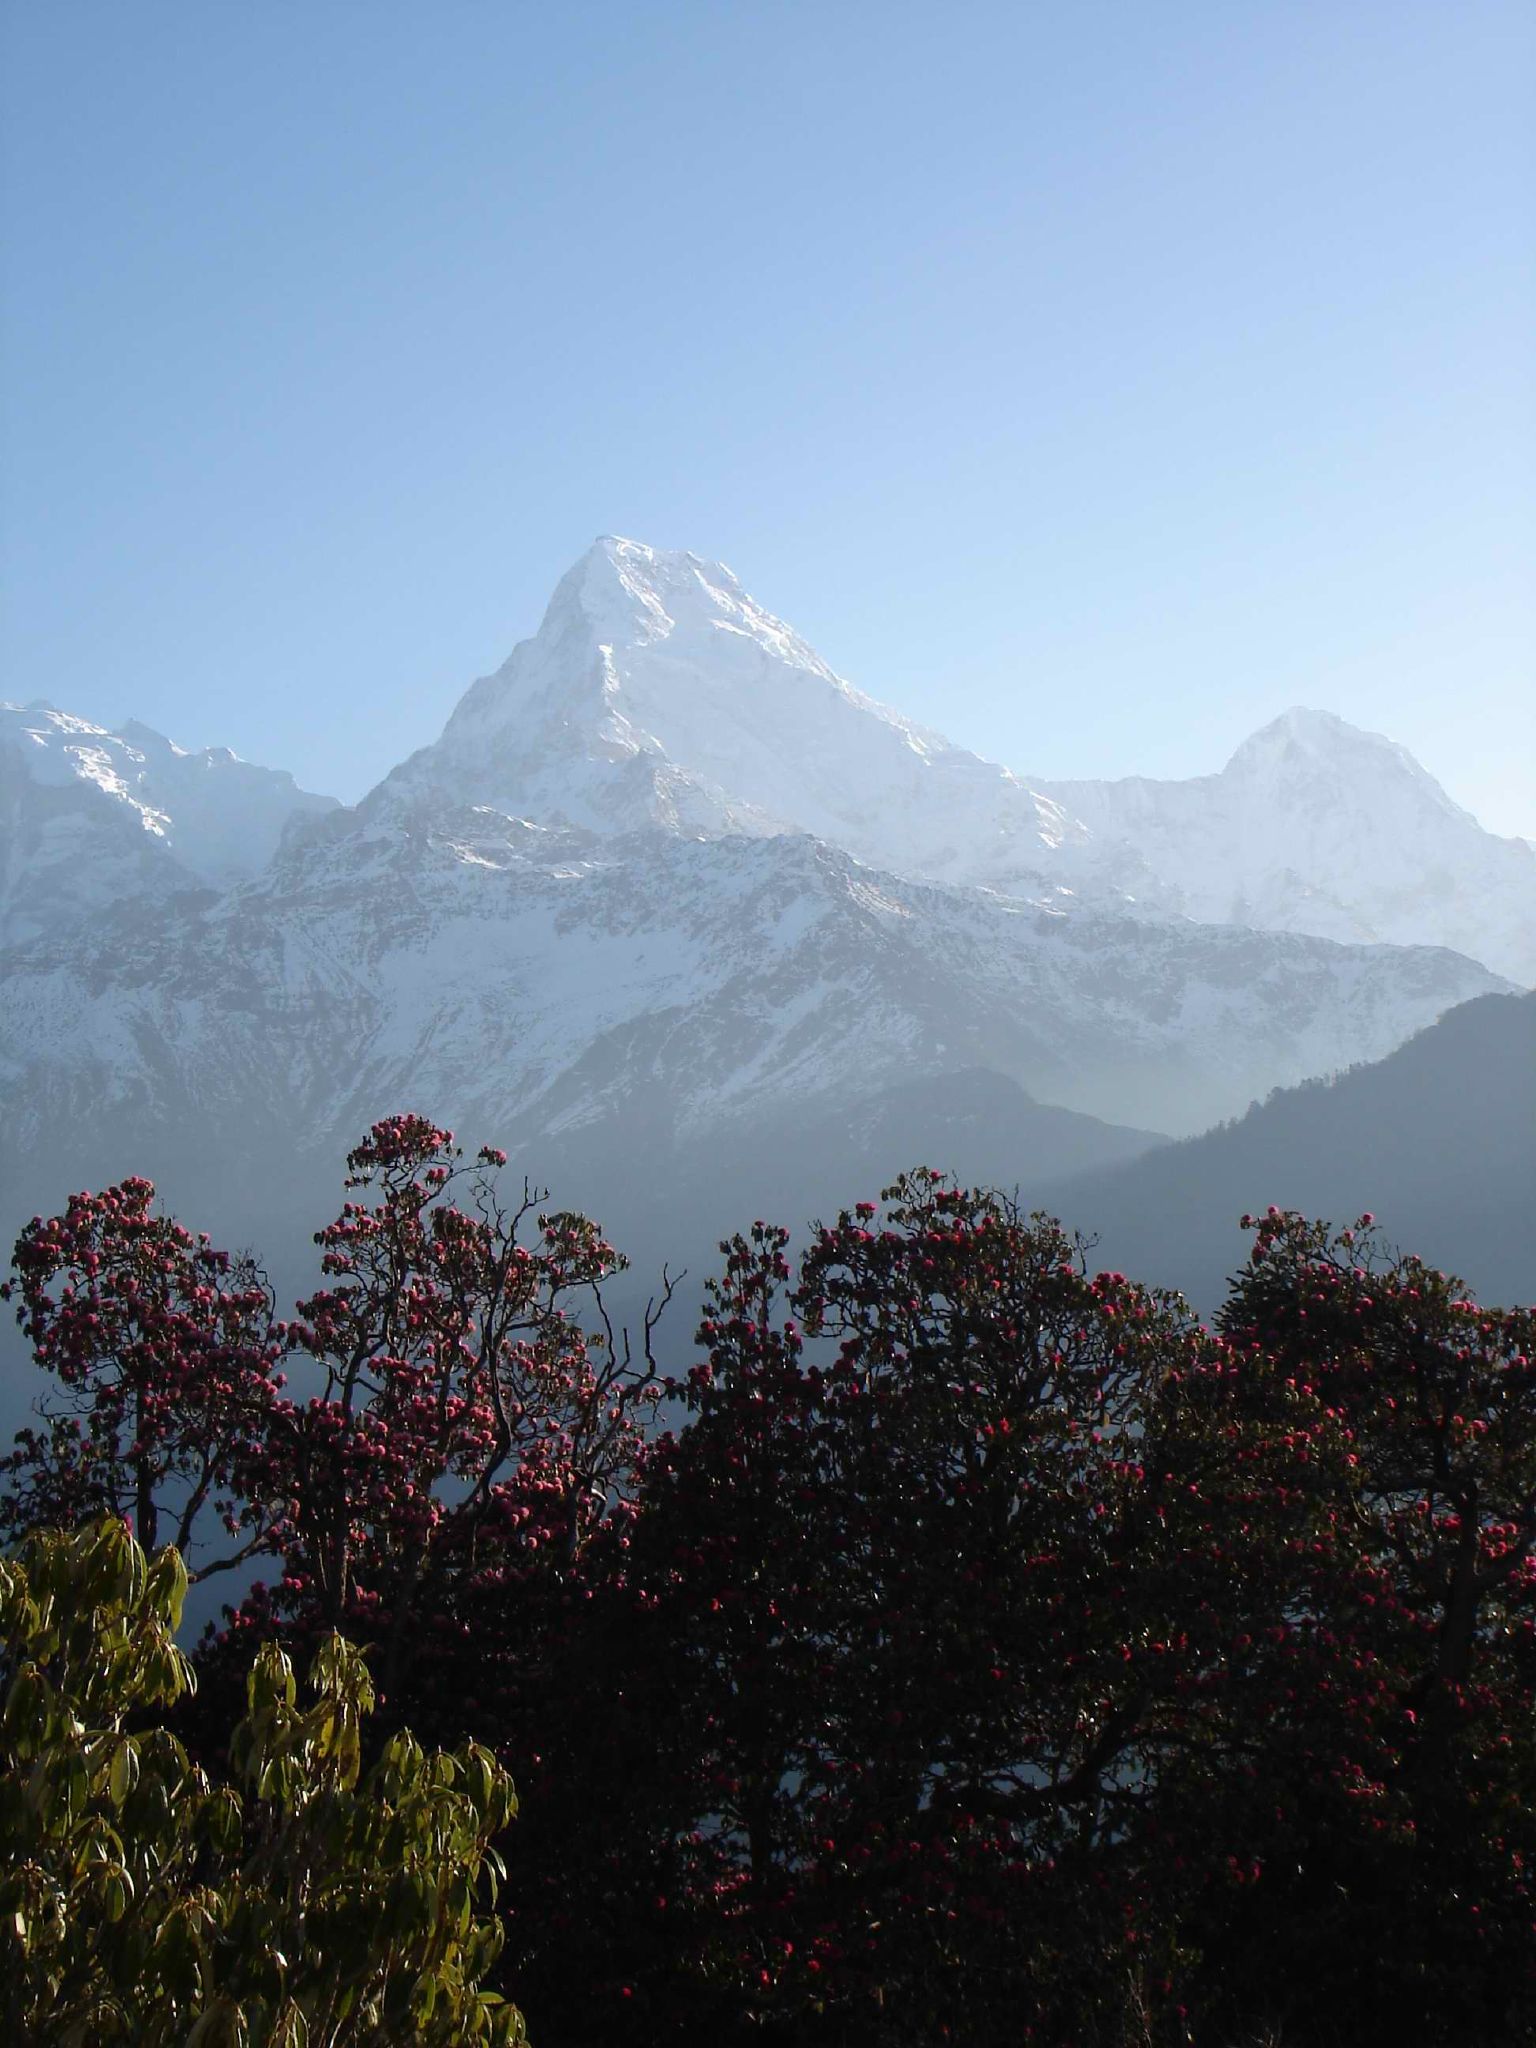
[3,2,1532,832]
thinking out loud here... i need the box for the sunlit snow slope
[377,539,1533,977]
[375,537,1148,906]
[1,701,338,947]
[1044,709,1536,984]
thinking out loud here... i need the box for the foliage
[5,1134,1535,2045]
[0,1180,283,1571]
[1194,1207,1536,2038]
[526,1183,1536,2045]
[0,1518,525,2047]
[0,1116,663,1724]
[231,1115,661,1709]
[586,1176,1218,2041]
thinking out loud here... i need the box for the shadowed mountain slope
[1036,991,1536,1313]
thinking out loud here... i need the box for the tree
[560,1182,1536,2046]
[0,1120,671,2039]
[0,1178,283,1574]
[1,1117,665,1725]
[1187,1208,1536,2040]
[0,1517,525,2046]
[228,1113,665,1724]
[9,1142,1536,2045]
[593,1175,1233,2044]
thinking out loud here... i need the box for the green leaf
[108,1738,138,1807]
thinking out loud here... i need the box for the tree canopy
[3,1128,1533,2044]
[0,1517,525,2046]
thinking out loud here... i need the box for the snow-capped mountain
[0,701,338,947]
[0,801,1501,1160]
[0,538,1519,1305]
[1043,709,1536,985]
[376,539,1533,980]
[374,537,1151,906]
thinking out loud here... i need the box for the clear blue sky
[3,1,1532,832]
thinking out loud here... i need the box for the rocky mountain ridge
[0,700,338,947]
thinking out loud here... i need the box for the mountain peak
[559,533,735,611]
[1042,699,1535,980]
[1225,707,1447,790]
[1260,704,1356,741]
[580,533,742,591]
[1230,705,1375,760]
[372,539,1089,890]
[540,535,822,675]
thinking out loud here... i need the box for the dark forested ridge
[1038,989,1535,1312]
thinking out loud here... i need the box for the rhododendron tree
[575,1176,1243,2043]
[525,1183,1536,2047]
[1,1117,666,1724]
[0,1178,283,1573]
[205,1114,668,1729]
[1192,1209,1536,2040]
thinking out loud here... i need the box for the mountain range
[0,700,337,948]
[1044,710,1536,984]
[0,537,1528,1352]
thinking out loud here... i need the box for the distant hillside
[523,1064,1165,1277]
[1037,991,1535,1312]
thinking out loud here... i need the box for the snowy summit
[376,537,1107,902]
